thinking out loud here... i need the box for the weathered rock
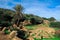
[12,36,22,40]
[2,27,6,31]
[9,31,17,39]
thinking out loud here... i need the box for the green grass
[25,25,39,30]
[34,37,60,40]
[54,27,60,30]
[25,24,46,30]
[25,24,60,40]
[34,38,41,40]
[25,26,34,30]
[32,34,36,36]
[43,37,60,40]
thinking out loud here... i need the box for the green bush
[4,29,10,34]
[48,17,56,22]
[30,18,43,25]
[49,22,60,28]
[17,30,29,40]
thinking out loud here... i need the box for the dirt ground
[29,26,55,38]
[0,24,55,40]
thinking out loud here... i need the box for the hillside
[0,24,55,40]
[0,7,59,40]
[25,22,55,38]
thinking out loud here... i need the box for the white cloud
[24,2,60,20]
[0,0,60,20]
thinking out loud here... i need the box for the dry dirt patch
[30,27,55,38]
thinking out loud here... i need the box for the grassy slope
[25,24,60,40]
[25,24,48,30]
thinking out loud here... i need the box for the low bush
[49,22,60,28]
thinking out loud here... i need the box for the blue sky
[0,0,60,20]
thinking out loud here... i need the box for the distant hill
[0,8,56,26]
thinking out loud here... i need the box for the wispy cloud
[21,0,60,20]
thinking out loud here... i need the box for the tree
[13,4,25,27]
[42,17,48,20]
[48,17,56,22]
[14,4,24,13]
[50,22,60,28]
[0,13,13,27]
[30,18,43,25]
[30,18,36,24]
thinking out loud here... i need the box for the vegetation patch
[34,37,60,40]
